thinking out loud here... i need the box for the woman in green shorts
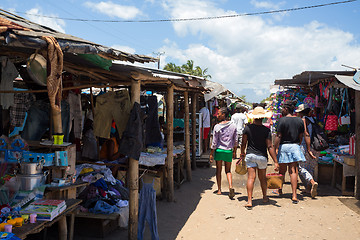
[209,107,238,199]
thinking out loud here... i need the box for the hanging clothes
[66,91,83,139]
[118,102,143,160]
[138,179,160,240]
[93,90,131,139]
[10,92,35,127]
[141,95,162,147]
[0,57,18,109]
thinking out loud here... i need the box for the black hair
[219,107,230,120]
[283,100,297,114]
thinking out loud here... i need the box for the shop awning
[335,74,360,91]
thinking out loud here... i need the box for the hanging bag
[310,119,329,151]
[324,115,338,131]
[338,89,351,125]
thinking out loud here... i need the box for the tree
[163,62,182,73]
[163,60,212,80]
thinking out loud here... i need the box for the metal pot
[16,171,48,191]
[20,160,44,175]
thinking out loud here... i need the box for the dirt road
[101,160,360,240]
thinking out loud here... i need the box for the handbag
[266,173,284,189]
[235,159,247,175]
[324,115,338,131]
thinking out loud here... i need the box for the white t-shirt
[199,107,211,128]
[231,112,248,135]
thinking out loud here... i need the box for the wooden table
[44,181,89,200]
[13,199,82,240]
[331,158,355,196]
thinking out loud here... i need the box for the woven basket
[266,173,284,189]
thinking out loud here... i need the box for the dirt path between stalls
[85,159,360,240]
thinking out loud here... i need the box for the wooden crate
[75,212,120,238]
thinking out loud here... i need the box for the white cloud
[84,1,141,19]
[250,0,285,10]
[26,8,66,33]
[111,45,136,54]
[159,0,360,102]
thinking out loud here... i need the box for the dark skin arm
[303,118,316,159]
[236,134,247,164]
[274,132,281,155]
[267,139,279,171]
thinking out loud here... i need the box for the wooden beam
[191,93,197,169]
[184,91,192,181]
[355,90,360,200]
[166,84,175,201]
[128,80,140,239]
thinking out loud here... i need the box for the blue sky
[1,0,359,102]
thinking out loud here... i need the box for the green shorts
[214,149,233,162]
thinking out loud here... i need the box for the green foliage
[163,60,212,79]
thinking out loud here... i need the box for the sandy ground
[79,158,360,240]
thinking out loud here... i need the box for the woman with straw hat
[239,106,279,209]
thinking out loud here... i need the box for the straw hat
[247,106,272,119]
[27,53,47,86]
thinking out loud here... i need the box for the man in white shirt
[199,102,211,153]
[231,104,248,158]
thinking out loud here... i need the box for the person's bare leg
[225,161,235,199]
[289,162,299,201]
[225,161,233,189]
[277,163,288,195]
[258,168,268,202]
[246,167,256,207]
[204,137,209,153]
[216,160,223,194]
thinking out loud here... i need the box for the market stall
[272,70,360,198]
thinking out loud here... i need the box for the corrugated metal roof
[0,9,156,63]
[274,71,356,86]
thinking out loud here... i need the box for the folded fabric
[89,200,119,214]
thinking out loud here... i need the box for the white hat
[247,106,272,119]
[295,104,310,113]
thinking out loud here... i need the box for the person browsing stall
[209,107,237,199]
[199,101,211,153]
[295,104,319,198]
[239,106,279,209]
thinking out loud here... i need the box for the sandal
[229,188,235,199]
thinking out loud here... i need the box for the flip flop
[292,199,299,204]
[245,204,253,210]
[311,182,318,198]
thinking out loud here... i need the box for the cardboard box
[344,156,355,166]
[141,173,162,197]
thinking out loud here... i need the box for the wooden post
[128,80,140,240]
[191,93,197,169]
[355,90,360,199]
[184,91,192,181]
[166,84,175,201]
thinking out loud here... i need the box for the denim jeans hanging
[138,179,160,240]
